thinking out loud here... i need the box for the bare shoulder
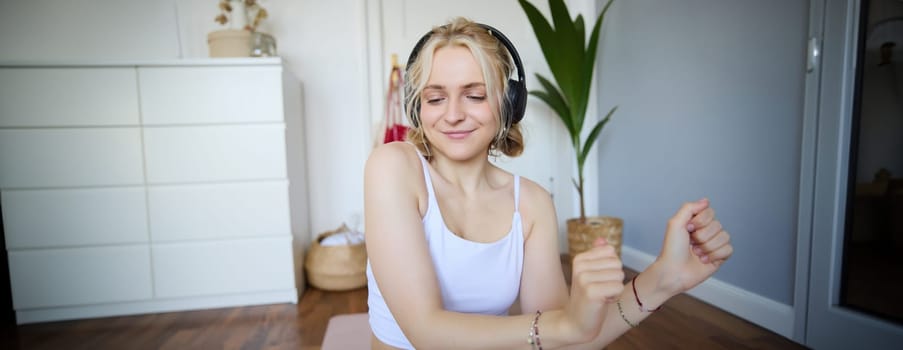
[517,176,554,211]
[365,142,422,180]
[516,176,557,237]
[364,142,429,216]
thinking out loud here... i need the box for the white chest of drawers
[0,58,309,324]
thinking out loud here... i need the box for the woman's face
[419,45,498,161]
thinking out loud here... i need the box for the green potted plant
[519,0,621,259]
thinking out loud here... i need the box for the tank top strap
[513,175,521,213]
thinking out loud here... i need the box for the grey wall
[593,0,809,305]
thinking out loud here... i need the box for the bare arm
[366,143,610,349]
[517,178,570,314]
[520,199,734,349]
[516,178,633,350]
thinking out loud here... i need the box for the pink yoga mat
[321,313,371,350]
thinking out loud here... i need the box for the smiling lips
[443,130,473,139]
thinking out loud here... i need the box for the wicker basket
[567,216,623,261]
[305,224,368,291]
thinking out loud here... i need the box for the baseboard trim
[621,246,795,339]
[16,289,298,324]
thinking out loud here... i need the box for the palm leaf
[532,74,574,132]
[518,0,564,88]
[520,0,618,219]
[574,15,586,52]
[578,106,617,166]
[576,0,613,132]
[547,0,580,100]
[529,89,574,137]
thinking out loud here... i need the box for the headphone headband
[405,23,528,129]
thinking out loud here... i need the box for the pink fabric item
[321,313,371,350]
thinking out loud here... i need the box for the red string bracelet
[632,275,662,312]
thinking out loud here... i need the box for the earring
[494,125,509,152]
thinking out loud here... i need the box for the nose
[443,97,466,123]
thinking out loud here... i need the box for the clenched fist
[655,198,733,295]
[565,238,624,341]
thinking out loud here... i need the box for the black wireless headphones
[405,23,527,130]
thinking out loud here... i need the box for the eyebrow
[423,82,486,91]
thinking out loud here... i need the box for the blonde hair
[405,17,525,159]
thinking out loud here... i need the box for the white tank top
[366,148,525,349]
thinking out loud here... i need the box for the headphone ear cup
[506,79,527,126]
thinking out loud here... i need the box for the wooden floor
[1,259,808,349]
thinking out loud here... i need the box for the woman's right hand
[565,238,625,341]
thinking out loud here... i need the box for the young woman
[364,17,733,349]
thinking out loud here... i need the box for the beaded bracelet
[616,299,638,328]
[527,310,543,350]
[632,275,662,312]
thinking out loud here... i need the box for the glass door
[804,0,903,348]
[840,0,903,326]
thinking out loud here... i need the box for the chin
[436,143,490,161]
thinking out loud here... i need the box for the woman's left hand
[653,198,733,296]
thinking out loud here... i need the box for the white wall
[257,0,372,237]
[0,0,372,240]
[0,0,181,61]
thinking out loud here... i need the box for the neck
[430,151,494,193]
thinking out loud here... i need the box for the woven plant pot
[207,29,252,57]
[567,216,623,261]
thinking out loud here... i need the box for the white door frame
[792,0,825,343]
